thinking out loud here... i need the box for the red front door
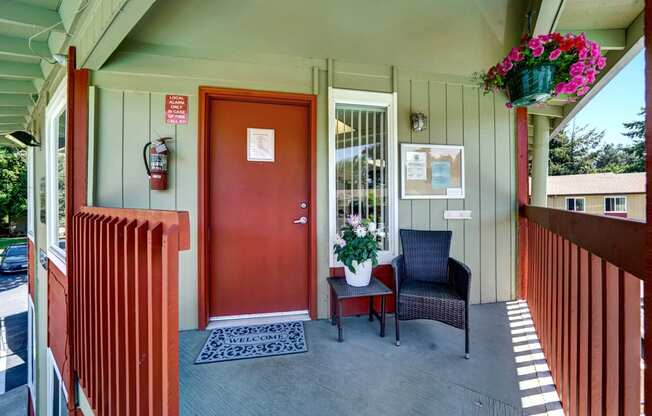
[208,97,310,317]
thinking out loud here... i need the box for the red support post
[516,107,529,299]
[644,1,652,413]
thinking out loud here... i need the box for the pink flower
[555,82,567,95]
[565,81,580,94]
[501,57,513,72]
[569,61,585,76]
[571,75,586,86]
[577,86,590,96]
[597,55,607,70]
[590,41,600,57]
[585,69,596,84]
[508,47,524,62]
[548,49,562,61]
[528,38,543,50]
[579,47,589,59]
[505,102,513,109]
[531,46,544,57]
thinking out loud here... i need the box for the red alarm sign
[165,94,188,124]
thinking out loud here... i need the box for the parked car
[0,243,28,274]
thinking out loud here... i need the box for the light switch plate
[444,210,472,220]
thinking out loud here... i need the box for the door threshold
[207,310,311,330]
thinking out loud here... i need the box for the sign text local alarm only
[165,95,188,124]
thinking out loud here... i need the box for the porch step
[207,310,310,329]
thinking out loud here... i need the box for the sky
[571,49,644,146]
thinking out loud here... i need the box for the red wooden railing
[524,206,644,415]
[71,206,190,416]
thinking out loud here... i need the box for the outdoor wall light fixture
[411,112,427,132]
[4,131,40,147]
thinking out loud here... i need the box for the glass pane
[576,199,585,211]
[616,197,626,211]
[334,104,389,251]
[56,111,66,250]
[59,385,68,416]
[566,199,574,210]
[52,367,60,414]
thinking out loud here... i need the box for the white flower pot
[344,259,373,287]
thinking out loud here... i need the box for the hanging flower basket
[478,33,607,108]
[505,63,556,107]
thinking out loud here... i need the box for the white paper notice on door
[405,151,427,180]
[247,128,275,162]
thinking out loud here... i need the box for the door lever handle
[293,216,308,224]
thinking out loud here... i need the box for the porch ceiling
[118,0,526,77]
[0,0,62,144]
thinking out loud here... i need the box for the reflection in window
[565,197,585,212]
[56,111,66,250]
[335,104,389,251]
[604,196,626,213]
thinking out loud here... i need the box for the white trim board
[207,310,310,330]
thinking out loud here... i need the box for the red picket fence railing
[524,206,644,415]
[72,206,190,416]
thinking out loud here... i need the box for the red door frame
[197,87,318,329]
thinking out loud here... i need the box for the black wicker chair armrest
[391,254,405,293]
[448,257,471,302]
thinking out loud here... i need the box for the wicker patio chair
[391,230,471,358]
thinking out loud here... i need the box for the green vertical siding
[396,79,515,304]
[91,57,517,329]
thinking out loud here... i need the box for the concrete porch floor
[179,302,560,416]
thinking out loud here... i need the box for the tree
[0,147,27,234]
[621,108,645,172]
[549,124,604,175]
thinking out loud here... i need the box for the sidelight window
[329,89,397,265]
[45,80,67,269]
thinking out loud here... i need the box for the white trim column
[531,115,550,207]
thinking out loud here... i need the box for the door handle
[293,216,308,224]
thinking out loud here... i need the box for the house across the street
[547,172,646,220]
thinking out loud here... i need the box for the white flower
[377,231,386,238]
[367,222,377,233]
[334,234,347,247]
[354,226,367,238]
[347,215,362,227]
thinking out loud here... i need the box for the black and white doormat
[195,321,307,363]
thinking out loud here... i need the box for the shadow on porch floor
[179,302,559,416]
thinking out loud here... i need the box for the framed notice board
[401,143,464,199]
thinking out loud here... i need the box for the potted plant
[479,33,606,107]
[333,215,383,287]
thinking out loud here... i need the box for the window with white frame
[47,348,68,416]
[329,88,397,265]
[27,297,36,411]
[45,80,67,267]
[565,197,585,212]
[604,196,627,213]
[27,147,35,239]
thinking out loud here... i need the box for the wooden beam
[0,123,26,132]
[0,94,33,107]
[0,34,51,62]
[0,60,43,79]
[80,0,157,70]
[528,104,563,118]
[0,2,63,32]
[0,79,37,94]
[0,107,28,117]
[0,117,26,125]
[558,29,626,50]
[533,0,566,35]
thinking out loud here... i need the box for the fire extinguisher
[143,138,170,191]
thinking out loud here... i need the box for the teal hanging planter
[505,64,556,107]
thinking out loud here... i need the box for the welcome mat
[195,321,307,363]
